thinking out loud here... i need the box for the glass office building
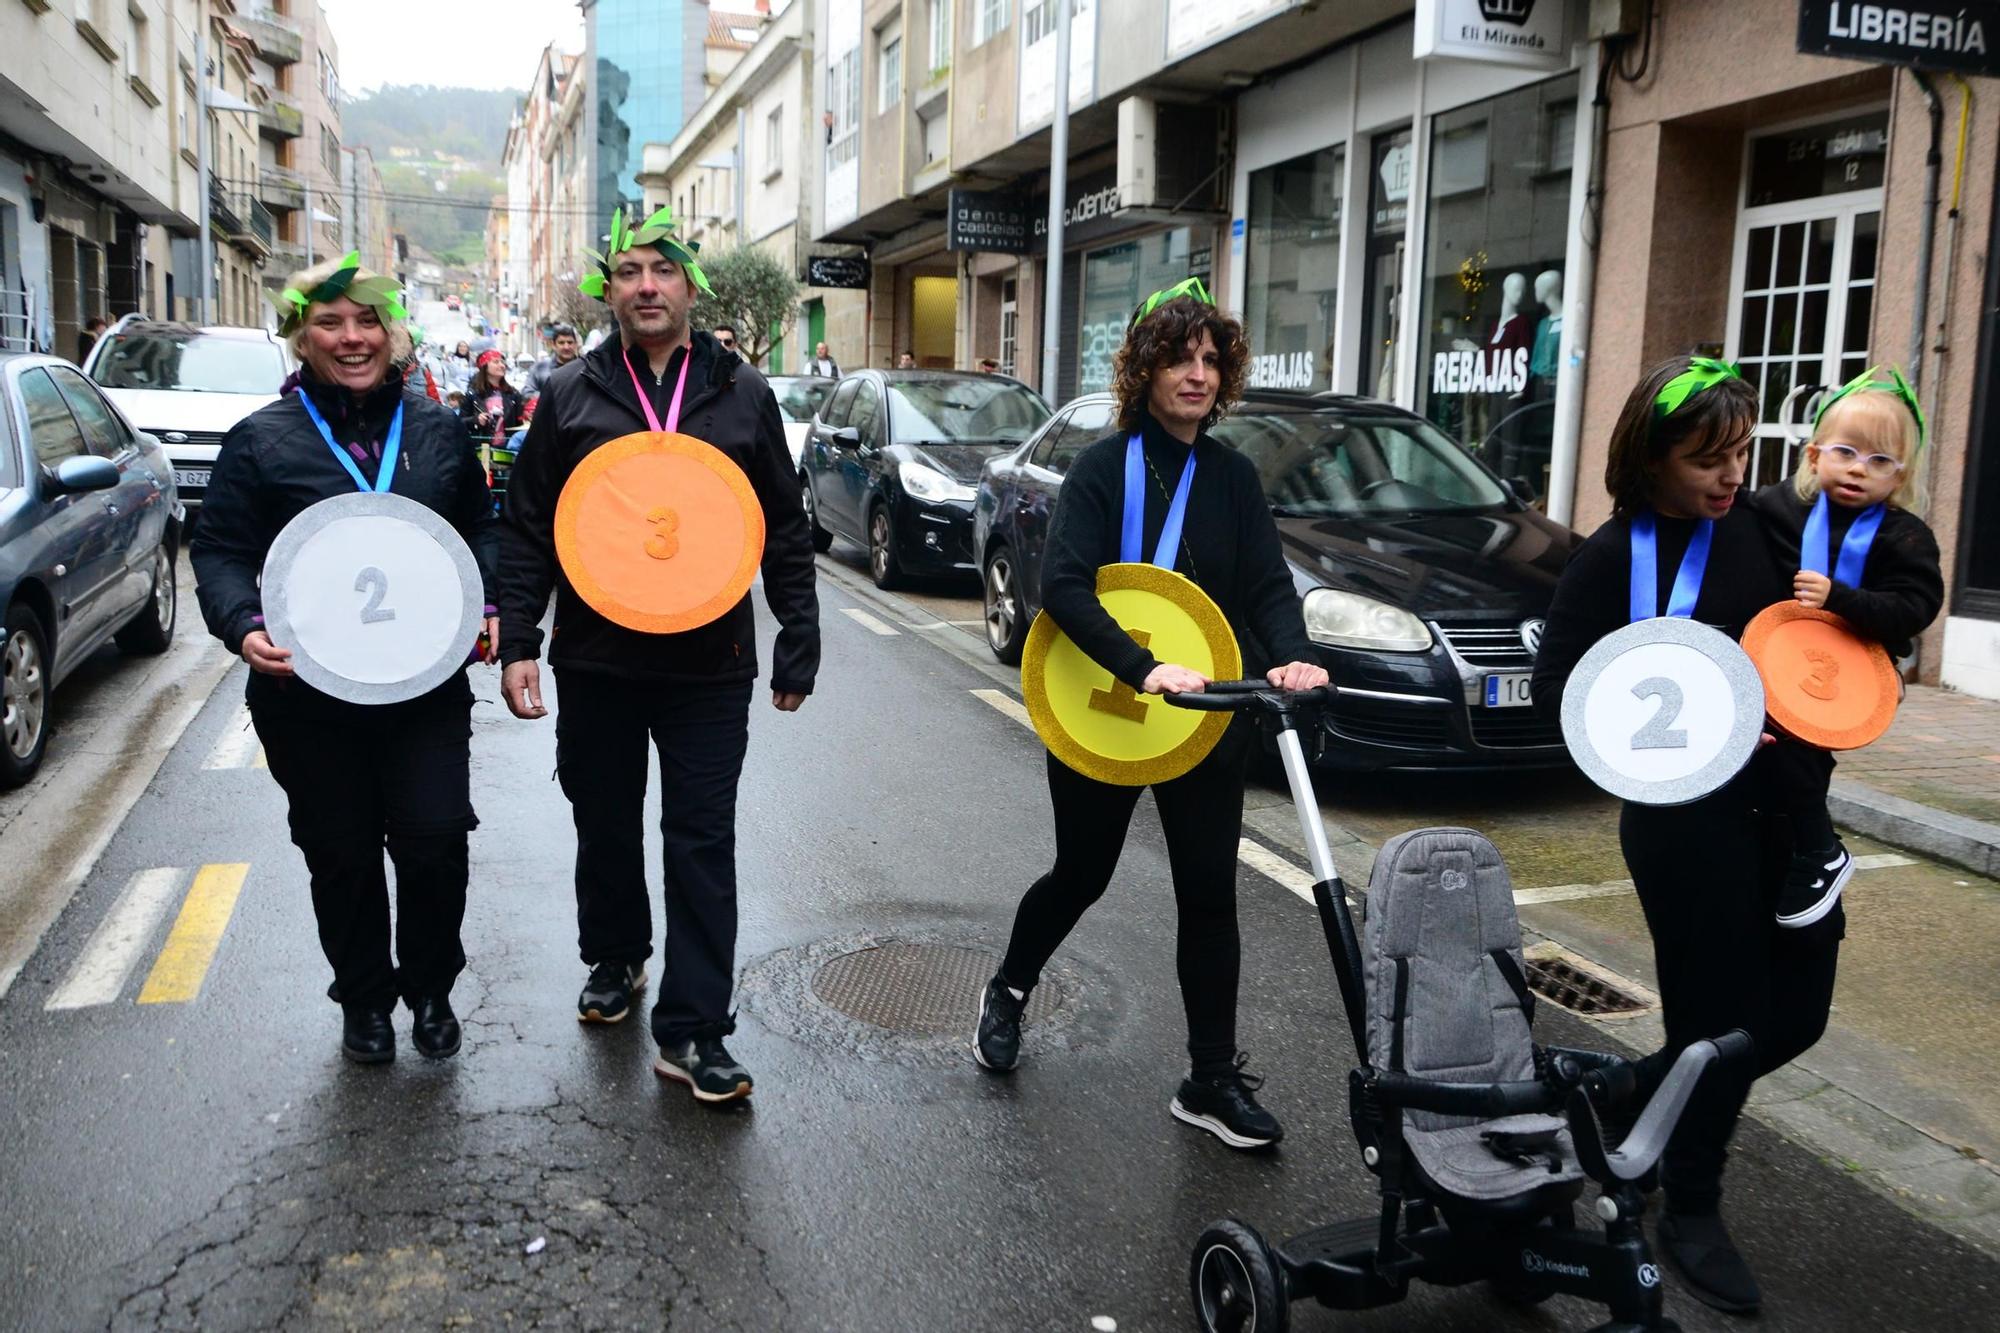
[585,0,703,224]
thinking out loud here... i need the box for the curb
[1830,778,2000,881]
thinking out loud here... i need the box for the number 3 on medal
[354,566,396,624]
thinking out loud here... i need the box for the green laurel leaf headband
[1130,275,1213,328]
[577,205,715,301]
[268,250,408,336]
[1654,356,1743,418]
[1813,364,1927,452]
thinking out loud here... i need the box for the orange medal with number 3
[554,432,766,635]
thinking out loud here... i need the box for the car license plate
[172,468,210,489]
[1484,672,1533,708]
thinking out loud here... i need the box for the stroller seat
[1364,827,1584,1207]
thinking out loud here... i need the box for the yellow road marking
[136,863,250,1005]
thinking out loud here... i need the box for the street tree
[691,247,801,369]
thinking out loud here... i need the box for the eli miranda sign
[1414,0,1572,73]
[1797,1,1997,76]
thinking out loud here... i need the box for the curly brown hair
[1111,297,1249,435]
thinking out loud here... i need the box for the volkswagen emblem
[163,431,188,443]
[1520,618,1546,657]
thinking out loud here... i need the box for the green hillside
[342,85,519,266]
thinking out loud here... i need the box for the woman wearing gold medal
[974,280,1328,1151]
[191,254,500,1065]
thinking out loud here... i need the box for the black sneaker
[1659,1209,1761,1314]
[1171,1054,1284,1150]
[972,974,1026,1073]
[1776,842,1854,929]
[654,1037,754,1103]
[577,961,647,1024]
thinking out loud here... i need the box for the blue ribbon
[1629,510,1714,623]
[1120,433,1195,570]
[298,390,403,494]
[1801,493,1884,588]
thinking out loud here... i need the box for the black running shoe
[577,961,646,1024]
[972,974,1026,1073]
[1659,1209,1761,1314]
[1171,1054,1284,1150]
[1776,842,1853,929]
[654,1037,754,1103]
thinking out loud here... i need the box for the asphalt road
[2,558,1997,1331]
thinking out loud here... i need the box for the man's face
[553,334,578,362]
[606,246,695,343]
[816,342,829,358]
[715,329,737,352]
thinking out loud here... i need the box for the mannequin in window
[1529,270,1564,398]
[1488,272,1535,395]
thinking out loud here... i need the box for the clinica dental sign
[1797,1,1998,76]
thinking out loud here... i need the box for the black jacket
[190,369,500,699]
[495,330,820,693]
[1749,485,1943,658]
[459,380,527,441]
[1039,410,1316,689]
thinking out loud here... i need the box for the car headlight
[900,461,975,504]
[1302,589,1433,652]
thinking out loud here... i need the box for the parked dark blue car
[973,390,1581,772]
[1,353,182,786]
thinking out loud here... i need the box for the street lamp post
[196,31,259,326]
[1038,0,1072,399]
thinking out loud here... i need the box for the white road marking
[1237,839,1316,904]
[840,607,900,636]
[203,705,263,770]
[971,688,1031,727]
[1854,852,1915,871]
[44,868,185,1010]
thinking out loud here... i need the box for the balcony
[259,165,305,213]
[258,92,304,141]
[208,176,243,238]
[237,198,276,254]
[237,6,304,65]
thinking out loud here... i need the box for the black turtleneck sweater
[1749,484,1943,658]
[1038,410,1315,689]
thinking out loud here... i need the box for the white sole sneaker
[652,1055,753,1103]
[1170,1096,1276,1150]
[1776,851,1855,929]
[971,987,1019,1072]
[576,966,647,1024]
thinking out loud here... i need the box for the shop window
[1244,146,1343,392]
[1414,76,1578,505]
[1076,228,1210,398]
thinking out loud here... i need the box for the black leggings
[1001,730,1249,1076]
[1621,757,1843,1213]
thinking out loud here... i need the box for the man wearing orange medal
[496,206,819,1103]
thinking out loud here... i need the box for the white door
[1725,111,1888,489]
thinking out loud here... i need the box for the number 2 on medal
[355,566,396,624]
[1630,676,1688,751]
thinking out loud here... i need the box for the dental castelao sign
[1797,1,1997,76]
[1414,0,1572,72]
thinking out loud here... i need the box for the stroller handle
[1162,680,1331,712]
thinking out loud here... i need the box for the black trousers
[1001,728,1249,1076]
[554,671,752,1046]
[1621,754,1843,1214]
[250,674,476,1011]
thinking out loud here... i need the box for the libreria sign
[1825,4,1988,53]
[1798,1,1996,76]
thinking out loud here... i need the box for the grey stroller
[1167,682,1750,1332]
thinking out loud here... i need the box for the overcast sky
[322,0,766,96]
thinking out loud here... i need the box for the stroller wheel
[1190,1220,1287,1332]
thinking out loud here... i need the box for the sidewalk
[1831,684,2000,878]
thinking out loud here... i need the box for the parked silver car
[0,353,183,786]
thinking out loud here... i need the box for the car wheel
[868,504,903,590]
[1,605,52,789]
[983,546,1028,665]
[801,473,833,553]
[115,545,176,656]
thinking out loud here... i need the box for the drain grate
[1525,956,1648,1016]
[812,941,1060,1036]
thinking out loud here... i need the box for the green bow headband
[1130,276,1212,328]
[269,251,408,336]
[1814,364,1927,451]
[578,205,715,301]
[1654,356,1743,418]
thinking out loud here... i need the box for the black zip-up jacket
[1749,485,1943,658]
[191,367,499,698]
[459,379,527,441]
[496,330,820,693]
[1039,410,1315,689]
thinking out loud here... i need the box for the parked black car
[1,353,183,786]
[973,390,1581,771]
[800,369,1050,588]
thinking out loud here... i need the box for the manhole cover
[812,942,1061,1035]
[1526,956,1647,1016]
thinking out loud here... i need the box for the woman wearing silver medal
[972,280,1327,1150]
[191,254,501,1065]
